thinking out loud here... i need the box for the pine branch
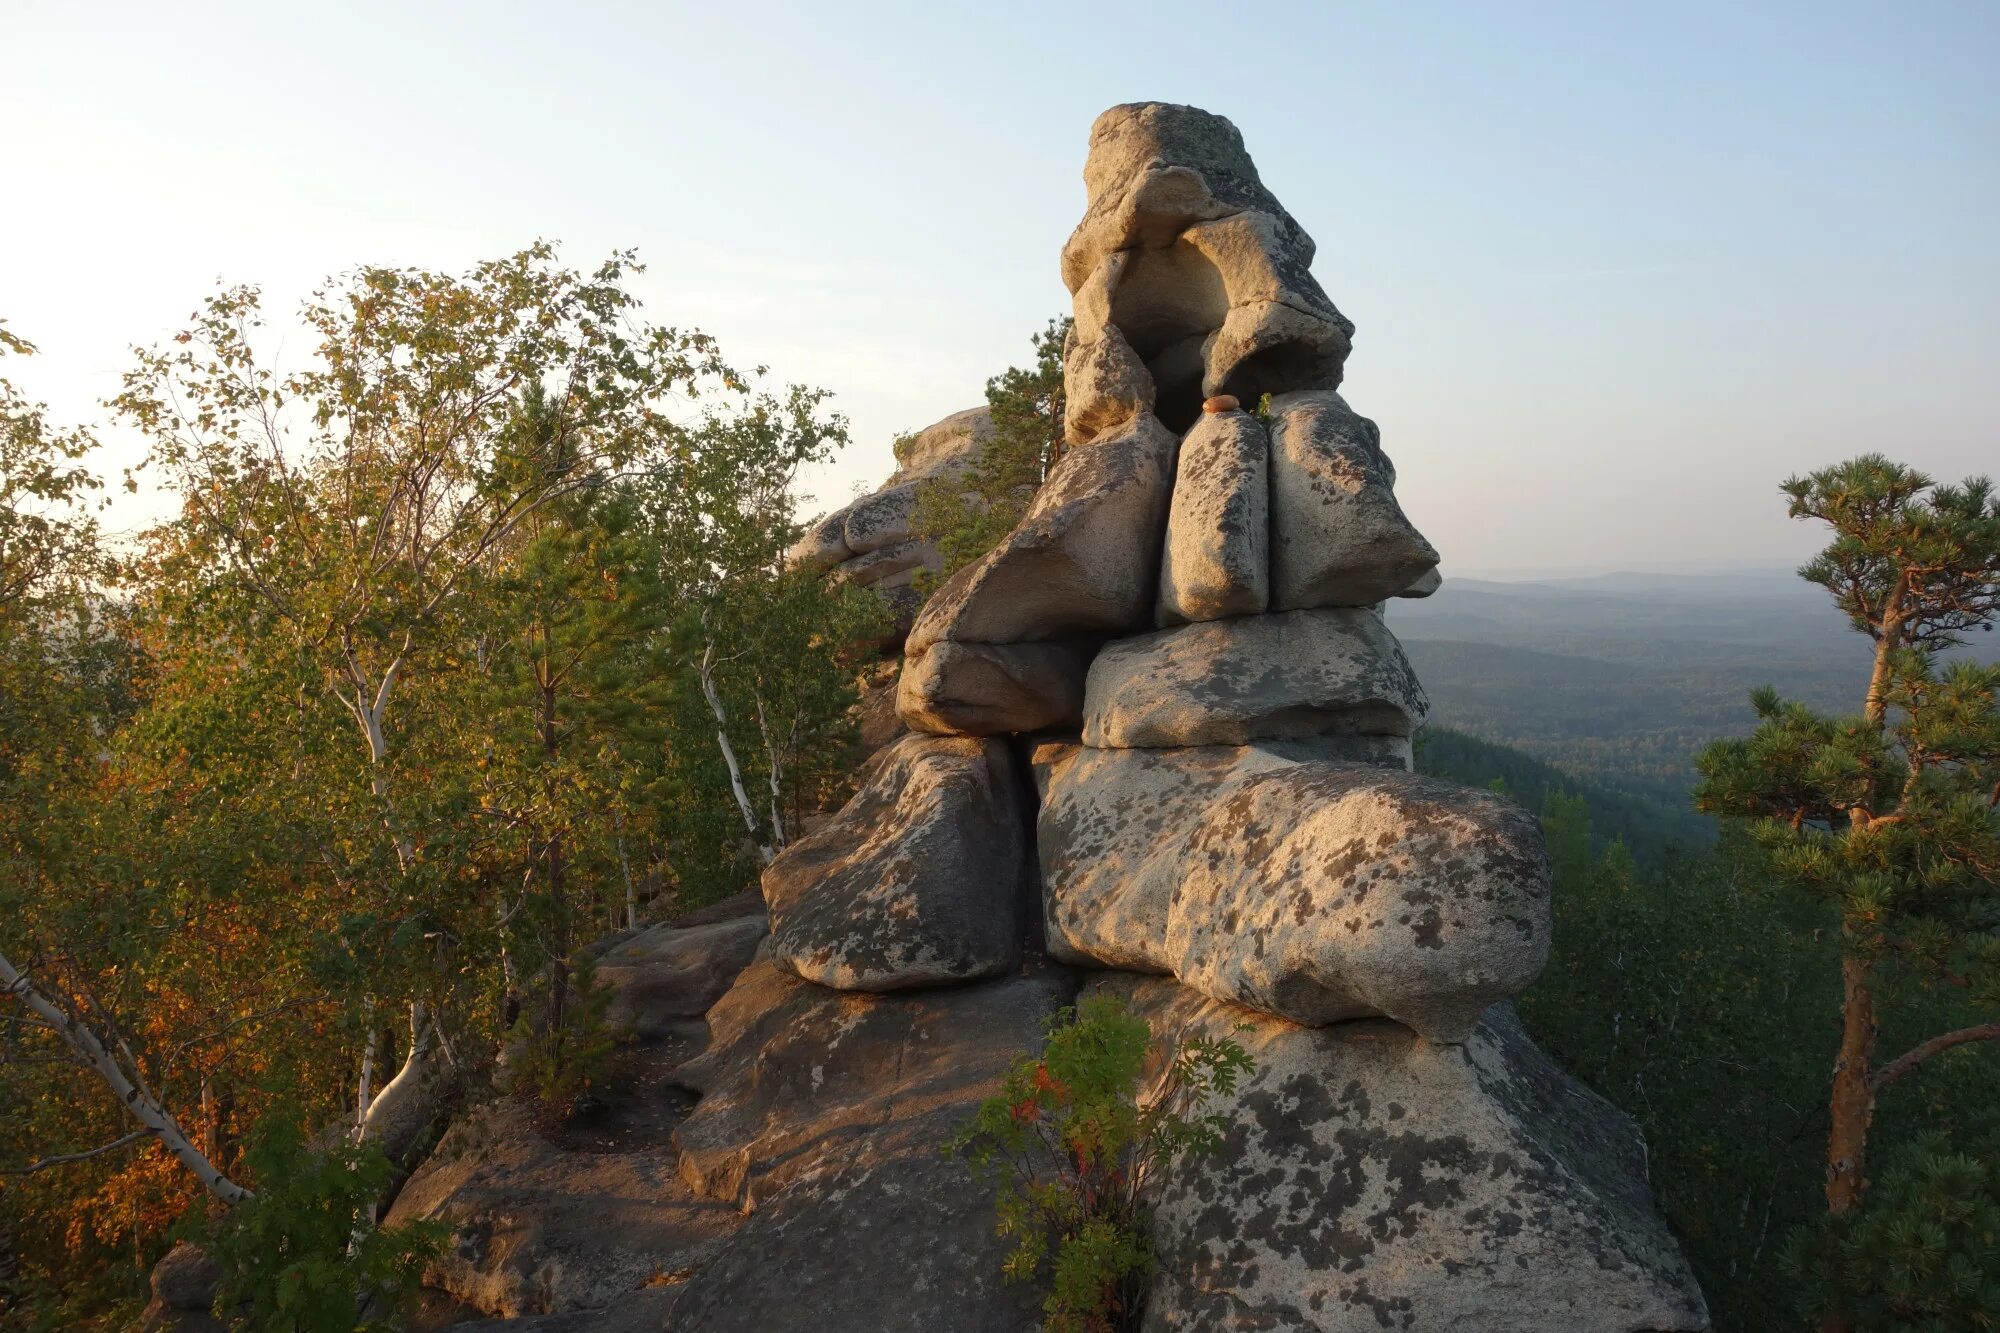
[1870,1022,2000,1093]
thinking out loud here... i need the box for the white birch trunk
[752,690,788,853]
[342,651,413,872]
[614,813,637,931]
[700,641,772,864]
[354,1003,379,1141]
[0,948,250,1204]
[357,1002,439,1167]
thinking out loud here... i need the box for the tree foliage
[1685,455,1998,1330]
[912,316,1069,582]
[1787,1129,2000,1331]
[1431,729,2000,1331]
[0,248,879,1326]
[199,1113,448,1332]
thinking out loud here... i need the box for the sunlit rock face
[1081,607,1427,749]
[764,733,1028,991]
[896,411,1180,736]
[1033,740,1549,1041]
[1156,405,1269,623]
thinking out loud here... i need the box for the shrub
[199,1111,446,1331]
[952,994,1253,1333]
[502,953,623,1122]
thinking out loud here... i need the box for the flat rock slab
[664,960,1073,1330]
[1036,743,1551,1040]
[1097,975,1711,1333]
[1157,408,1269,623]
[438,1288,679,1332]
[387,1099,743,1319]
[763,733,1028,991]
[588,913,767,1041]
[1086,607,1426,748]
[1269,390,1439,608]
[399,902,771,1319]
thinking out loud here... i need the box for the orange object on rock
[1201,394,1241,414]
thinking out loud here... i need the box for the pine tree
[912,317,1070,581]
[1694,454,2000,1333]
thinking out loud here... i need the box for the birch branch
[0,949,250,1204]
[2,1130,151,1176]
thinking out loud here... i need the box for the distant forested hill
[1414,725,1713,865]
[1388,570,1997,806]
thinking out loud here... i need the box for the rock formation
[763,732,1029,990]
[789,406,995,650]
[390,102,1710,1331]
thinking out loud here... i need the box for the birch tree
[114,246,741,1113]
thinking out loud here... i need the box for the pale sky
[4,0,1995,576]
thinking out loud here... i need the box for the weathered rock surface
[1095,974,1711,1333]
[896,638,1094,736]
[763,733,1028,990]
[1061,102,1312,298]
[888,405,998,485]
[1036,742,1551,1040]
[393,903,771,1319]
[1062,104,1353,431]
[789,408,994,572]
[150,1242,222,1310]
[1157,407,1269,624]
[787,407,996,649]
[903,412,1178,661]
[400,914,1069,1330]
[1398,564,1444,598]
[850,658,908,758]
[1063,320,1156,448]
[664,959,1072,1330]
[1084,608,1426,748]
[433,1290,677,1332]
[138,1242,225,1332]
[1269,390,1440,608]
[389,1098,742,1318]
[1204,297,1353,407]
[588,911,768,1042]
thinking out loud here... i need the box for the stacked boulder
[886,101,1544,1044]
[394,102,1710,1332]
[754,102,1708,1328]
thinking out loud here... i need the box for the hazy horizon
[5,1,1995,573]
